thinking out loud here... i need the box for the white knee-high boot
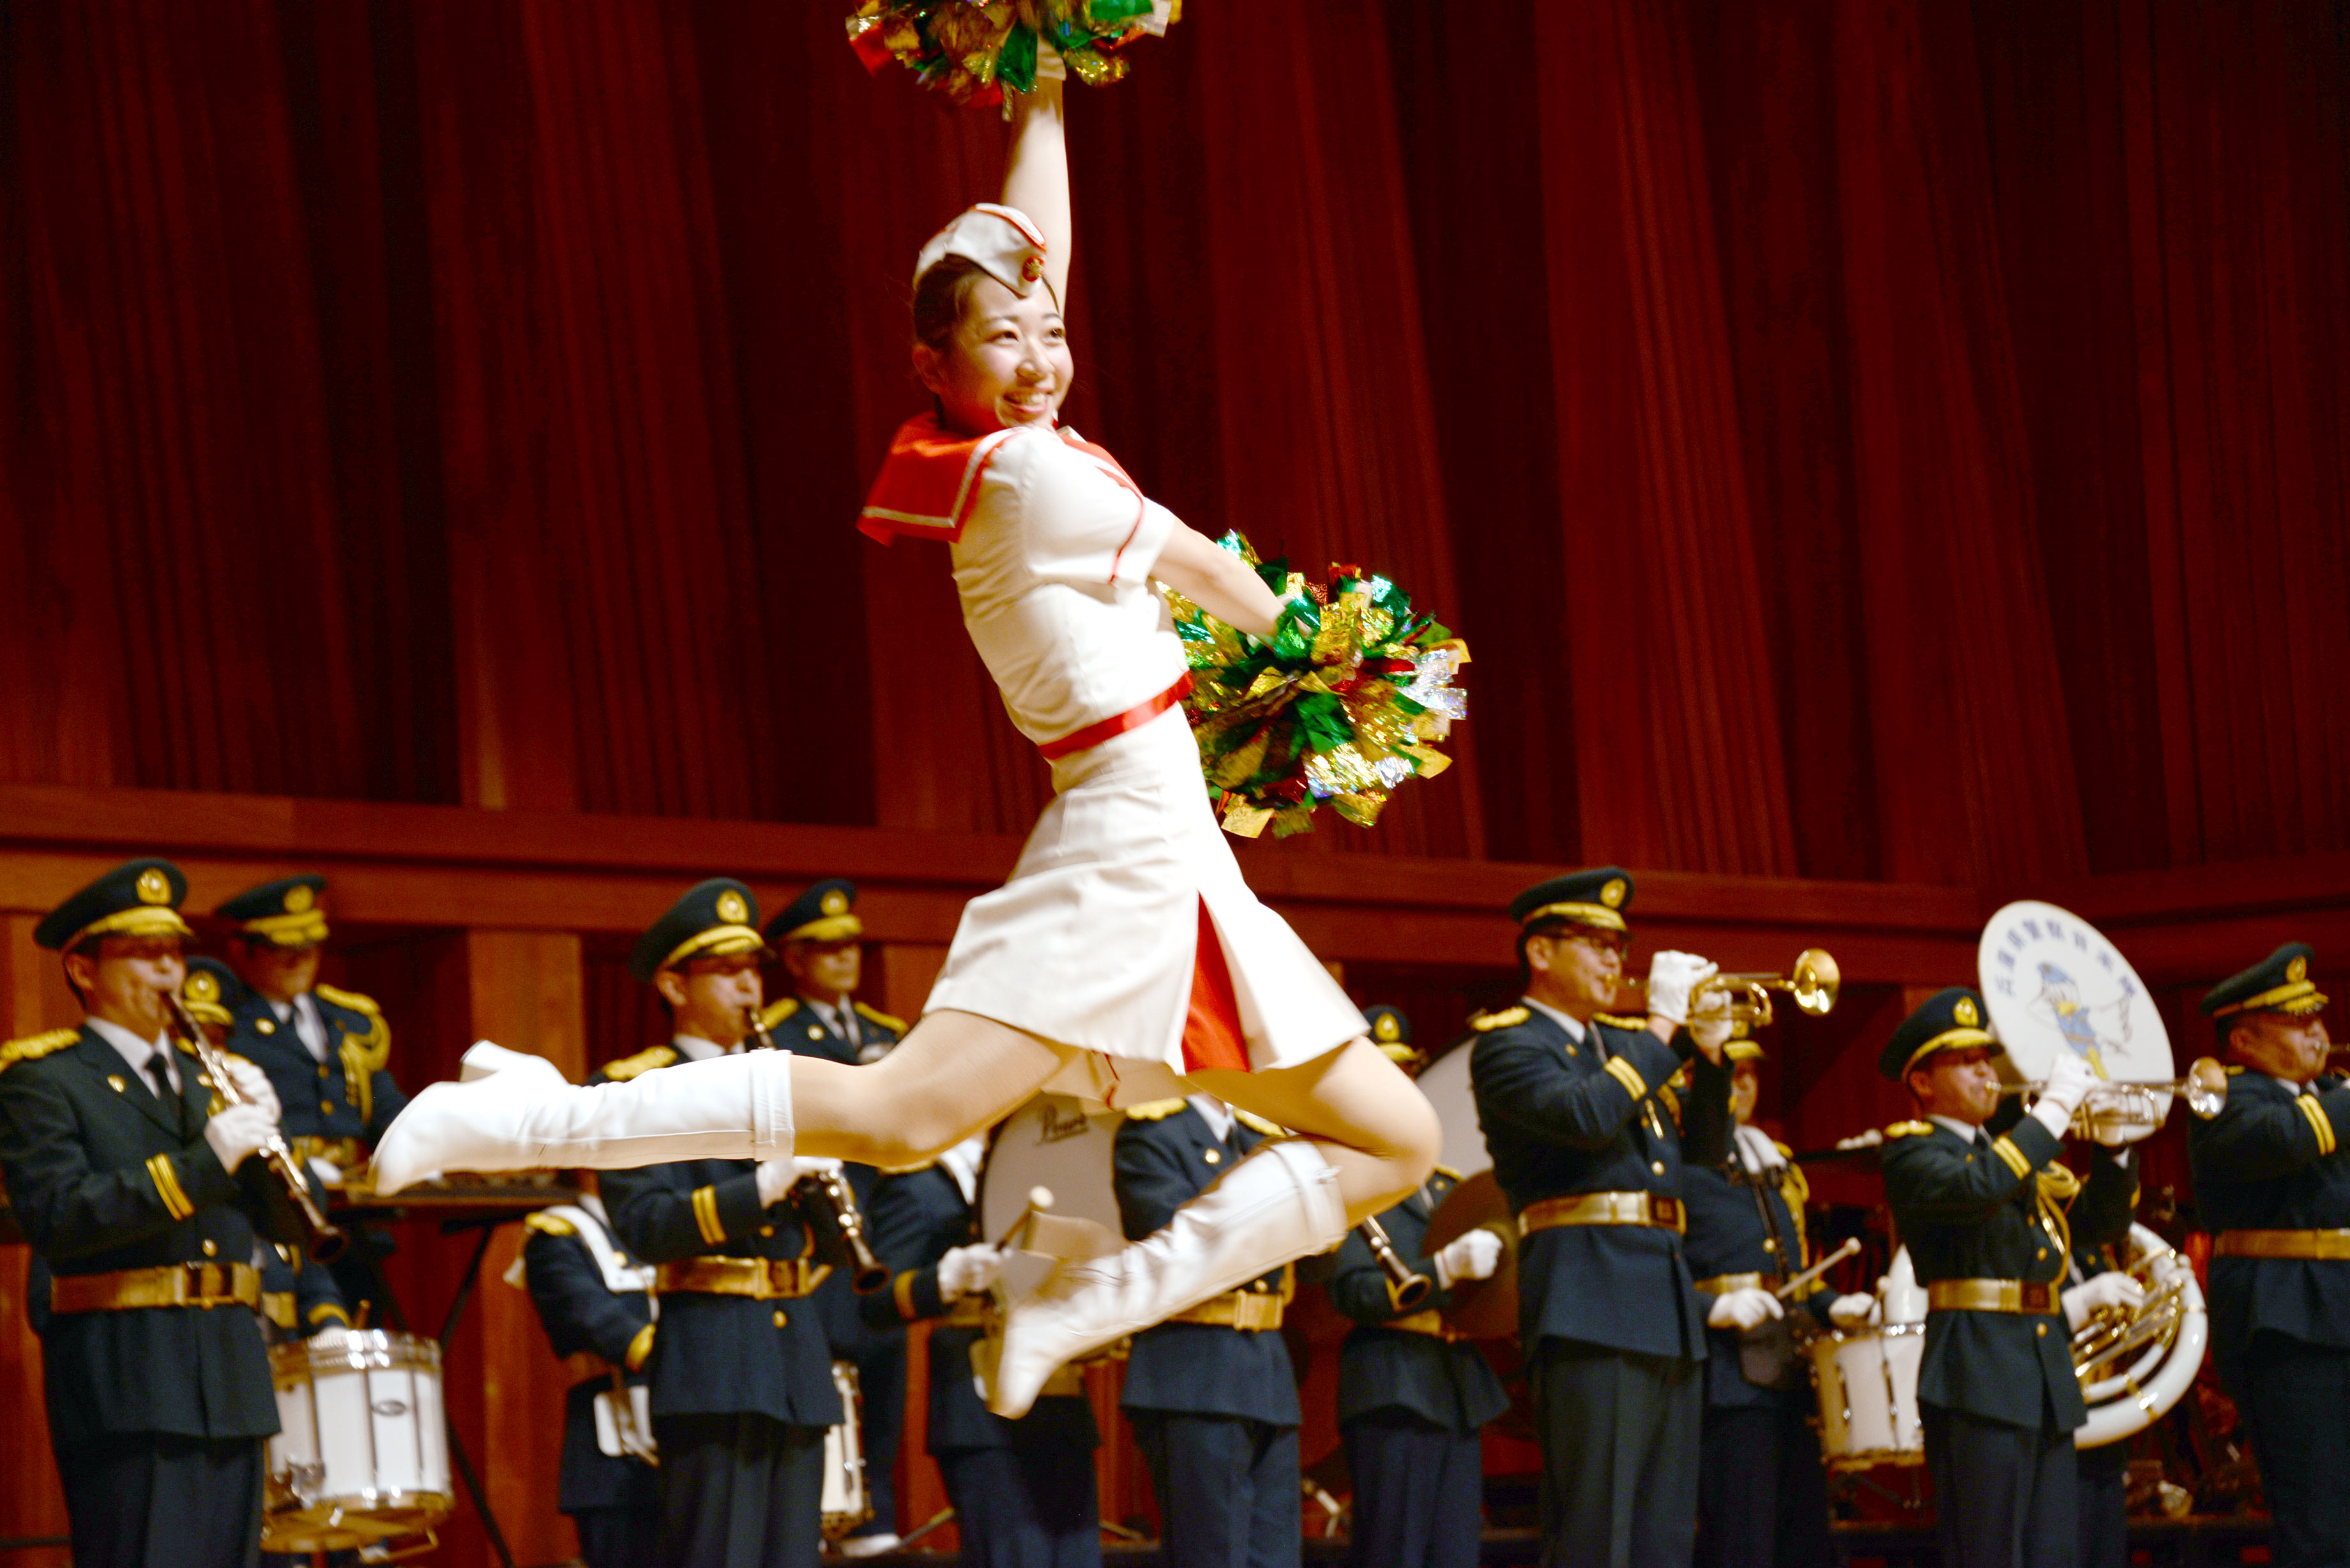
[368,1042,794,1194]
[980,1138,1349,1419]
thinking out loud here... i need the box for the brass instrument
[1996,1055,2227,1139]
[2069,1225,2210,1447]
[1357,1212,1433,1312]
[162,992,346,1262]
[1628,948,1841,1029]
[745,1004,890,1294]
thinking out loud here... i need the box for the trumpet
[1998,1055,2228,1135]
[162,992,347,1262]
[745,1004,890,1294]
[1627,948,1841,1029]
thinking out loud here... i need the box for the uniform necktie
[144,1046,175,1103]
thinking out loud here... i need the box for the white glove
[2061,1270,2146,1331]
[203,1103,277,1172]
[1828,1293,1877,1329]
[1687,988,1736,1055]
[1706,1286,1784,1332]
[756,1156,844,1206]
[937,1244,1003,1300]
[222,1056,281,1122]
[1644,951,1718,1027]
[2148,1251,2192,1291]
[307,1156,344,1189]
[1433,1228,1503,1289]
[2031,1051,2100,1137]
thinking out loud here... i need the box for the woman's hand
[1150,524,1283,639]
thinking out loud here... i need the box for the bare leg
[789,1010,1072,1170]
[1186,1036,1439,1224]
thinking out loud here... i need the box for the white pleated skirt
[922,705,1367,1106]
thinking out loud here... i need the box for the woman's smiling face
[914,274,1073,435]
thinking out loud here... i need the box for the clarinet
[163,991,347,1262]
[1360,1212,1434,1312]
[745,1004,891,1294]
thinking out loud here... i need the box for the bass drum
[1414,1043,1517,1343]
[981,1093,1129,1248]
[262,1329,453,1555]
[1978,901,2176,1143]
[821,1359,870,1541]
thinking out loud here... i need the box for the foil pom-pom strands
[1164,534,1469,839]
[847,0,1180,108]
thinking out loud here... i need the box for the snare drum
[1807,1322,1926,1470]
[821,1359,871,1541]
[262,1329,454,1553]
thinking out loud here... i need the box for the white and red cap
[914,202,1050,299]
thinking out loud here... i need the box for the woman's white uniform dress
[858,412,1366,1100]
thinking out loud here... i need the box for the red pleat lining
[1181,898,1250,1074]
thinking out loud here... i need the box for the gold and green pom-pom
[1164,533,1469,838]
[847,1,1179,109]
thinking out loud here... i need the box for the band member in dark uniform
[1468,868,1732,1568]
[760,879,909,1558]
[512,1190,662,1568]
[1877,986,2141,1568]
[0,860,299,1568]
[1330,1006,1506,1568]
[1116,1094,1304,1568]
[1683,1027,1872,1568]
[2189,943,2346,1568]
[2066,1147,2139,1568]
[598,878,844,1568]
[865,1135,1102,1567]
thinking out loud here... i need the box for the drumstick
[1774,1237,1862,1301]
[994,1186,1054,1252]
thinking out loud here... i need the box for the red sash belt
[1036,674,1193,760]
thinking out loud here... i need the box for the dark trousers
[2227,1335,2350,1568]
[939,1440,1102,1568]
[2073,1440,2128,1568]
[58,1432,263,1568]
[1340,1408,1482,1568]
[1920,1401,2078,1568]
[1129,1411,1300,1568]
[847,1337,905,1541]
[1693,1398,1832,1568]
[572,1504,663,1568]
[652,1412,827,1568]
[1530,1338,1701,1568]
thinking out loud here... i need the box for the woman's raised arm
[1003,77,1073,307]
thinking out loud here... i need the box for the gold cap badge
[135,868,171,905]
[1954,996,1980,1027]
[1372,1014,1400,1043]
[821,889,849,917]
[2289,955,2308,983]
[285,884,314,914]
[715,890,749,924]
[186,971,218,1003]
[1601,878,1626,908]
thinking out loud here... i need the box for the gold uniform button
[2036,1323,2048,1338]
[1203,1150,1222,1165]
[1651,1161,1666,1175]
[2036,1248,2047,1260]
[318,1066,331,1080]
[321,1101,337,1116]
[1763,1239,1778,1253]
[107,1075,126,1093]
[257,1020,276,1034]
[197,1076,212,1089]
[202,1240,218,1257]
[759,1225,775,1238]
[772,1309,789,1328]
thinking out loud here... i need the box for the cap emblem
[285,885,315,914]
[1601,878,1626,908]
[1020,253,1045,283]
[715,890,749,924]
[2289,955,2308,983]
[186,971,218,1004]
[1372,1014,1400,1043]
[821,889,849,917]
[1954,996,1980,1027]
[135,868,170,906]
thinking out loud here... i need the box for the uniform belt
[1692,1272,1782,1295]
[1519,1192,1685,1235]
[1925,1278,2060,1315]
[261,1292,297,1330]
[654,1257,828,1299]
[287,1136,363,1173]
[50,1262,262,1314]
[1386,1309,1473,1343]
[1170,1290,1287,1331]
[2214,1228,2350,1260]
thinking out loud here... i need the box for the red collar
[858,413,1137,545]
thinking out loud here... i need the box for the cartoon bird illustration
[2028,961,2134,1078]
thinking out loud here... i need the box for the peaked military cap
[34,858,192,951]
[2202,942,2328,1021]
[1361,1004,1420,1064]
[217,874,330,947]
[1508,866,1634,934]
[1879,986,2002,1081]
[629,878,765,983]
[181,956,246,1029]
[765,878,862,946]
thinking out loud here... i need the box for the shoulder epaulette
[1593,1013,1649,1031]
[759,997,801,1029]
[1884,1120,1933,1138]
[1121,1098,1189,1121]
[2225,1063,2247,1076]
[603,1044,679,1082]
[315,984,381,1016]
[853,1002,907,1034]
[1434,1164,1462,1182]
[1235,1109,1288,1137]
[1471,1007,1529,1032]
[0,1028,80,1073]
[1773,1139,1794,1159]
[525,1211,577,1237]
